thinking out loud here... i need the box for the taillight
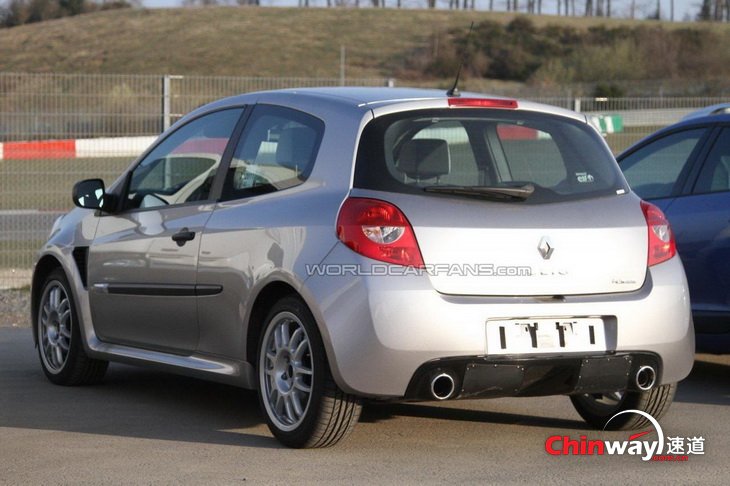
[336,197,424,268]
[641,201,676,267]
[447,98,518,109]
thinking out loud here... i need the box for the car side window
[126,108,243,210]
[220,105,324,201]
[694,128,730,194]
[620,128,706,200]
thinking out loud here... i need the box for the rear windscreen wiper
[423,183,535,201]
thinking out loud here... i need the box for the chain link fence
[0,72,727,288]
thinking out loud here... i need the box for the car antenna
[446,21,475,98]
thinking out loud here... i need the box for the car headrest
[397,139,450,180]
[276,126,317,170]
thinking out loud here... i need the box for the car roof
[681,103,730,121]
[672,112,730,127]
[269,87,458,105]
[184,87,585,125]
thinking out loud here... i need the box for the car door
[194,105,325,359]
[657,126,730,333]
[88,107,245,353]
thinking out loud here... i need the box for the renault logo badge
[538,237,554,260]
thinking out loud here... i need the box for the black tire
[36,268,108,386]
[570,383,677,430]
[256,296,361,448]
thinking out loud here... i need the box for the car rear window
[354,109,627,204]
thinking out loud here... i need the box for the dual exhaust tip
[428,364,656,400]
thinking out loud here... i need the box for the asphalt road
[0,327,727,485]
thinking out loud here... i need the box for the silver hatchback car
[32,88,694,448]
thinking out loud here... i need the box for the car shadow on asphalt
[0,358,282,449]
[674,355,730,406]
[359,402,589,430]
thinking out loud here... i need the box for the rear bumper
[404,352,661,401]
[304,247,694,398]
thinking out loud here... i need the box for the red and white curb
[0,136,157,160]
[0,128,551,161]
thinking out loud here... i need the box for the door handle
[171,228,196,247]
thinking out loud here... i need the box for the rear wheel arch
[246,281,300,365]
[255,293,362,447]
[245,281,350,398]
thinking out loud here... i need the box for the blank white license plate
[486,318,606,355]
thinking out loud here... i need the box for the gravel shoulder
[0,289,31,328]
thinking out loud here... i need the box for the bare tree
[714,0,723,19]
[698,0,711,19]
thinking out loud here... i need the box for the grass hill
[1,6,725,79]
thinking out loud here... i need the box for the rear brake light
[448,98,518,109]
[336,198,424,268]
[641,201,676,267]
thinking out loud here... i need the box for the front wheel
[570,383,677,430]
[257,296,361,448]
[36,268,108,385]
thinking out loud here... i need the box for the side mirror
[72,179,106,210]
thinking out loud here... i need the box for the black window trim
[617,123,715,201]
[688,125,730,197]
[216,103,326,203]
[104,105,250,215]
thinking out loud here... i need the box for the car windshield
[354,109,627,204]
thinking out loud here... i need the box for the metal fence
[0,72,727,288]
[0,73,395,141]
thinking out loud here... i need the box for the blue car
[618,109,730,353]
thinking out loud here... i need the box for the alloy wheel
[38,281,72,373]
[259,311,314,432]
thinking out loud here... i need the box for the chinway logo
[545,410,705,462]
